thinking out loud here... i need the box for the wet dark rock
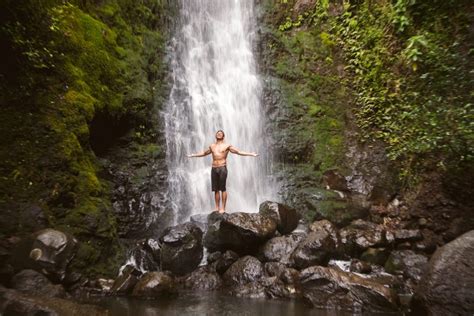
[259,201,300,234]
[226,261,298,300]
[159,222,203,275]
[62,271,83,288]
[414,229,442,254]
[144,238,161,264]
[111,265,141,294]
[258,233,305,265]
[386,229,422,244]
[10,269,66,298]
[290,220,339,269]
[0,286,107,315]
[10,229,78,281]
[264,262,300,287]
[360,247,390,266]
[442,217,472,242]
[299,266,399,313]
[396,242,412,250]
[207,251,222,264]
[385,250,428,282]
[322,169,348,192]
[210,250,240,274]
[132,272,175,298]
[262,276,297,299]
[108,150,172,239]
[223,256,264,286]
[128,243,160,272]
[349,259,372,274]
[180,266,222,290]
[339,220,386,256]
[204,212,277,254]
[0,264,14,287]
[412,230,474,316]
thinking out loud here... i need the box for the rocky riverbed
[1,200,473,315]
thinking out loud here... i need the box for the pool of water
[88,291,366,316]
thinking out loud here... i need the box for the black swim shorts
[211,166,227,192]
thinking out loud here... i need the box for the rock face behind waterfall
[412,230,474,315]
[204,212,277,254]
[159,222,203,275]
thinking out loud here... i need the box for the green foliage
[264,0,472,185]
[279,14,305,31]
[330,0,473,180]
[263,0,349,177]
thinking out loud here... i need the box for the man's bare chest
[211,144,229,156]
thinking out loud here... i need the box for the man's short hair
[216,130,225,137]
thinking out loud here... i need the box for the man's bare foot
[218,209,225,214]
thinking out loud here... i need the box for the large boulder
[384,250,428,282]
[258,233,305,265]
[204,212,277,254]
[10,269,66,298]
[223,256,264,286]
[290,220,339,269]
[339,220,386,256]
[412,230,474,315]
[0,286,107,315]
[180,266,222,291]
[223,255,266,299]
[10,229,78,281]
[299,266,399,313]
[159,222,203,275]
[259,201,300,235]
[132,272,175,298]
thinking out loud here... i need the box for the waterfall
[163,0,278,223]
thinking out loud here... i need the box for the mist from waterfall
[163,0,278,223]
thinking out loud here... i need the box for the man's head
[215,130,225,140]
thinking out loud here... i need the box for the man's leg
[214,191,220,211]
[222,191,227,212]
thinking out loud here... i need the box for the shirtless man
[187,130,258,213]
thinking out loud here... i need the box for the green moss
[265,13,349,177]
[0,0,167,277]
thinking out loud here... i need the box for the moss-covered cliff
[259,0,473,227]
[0,0,170,276]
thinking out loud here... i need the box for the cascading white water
[163,0,278,223]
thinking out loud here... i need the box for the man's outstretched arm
[187,147,212,158]
[229,146,258,157]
